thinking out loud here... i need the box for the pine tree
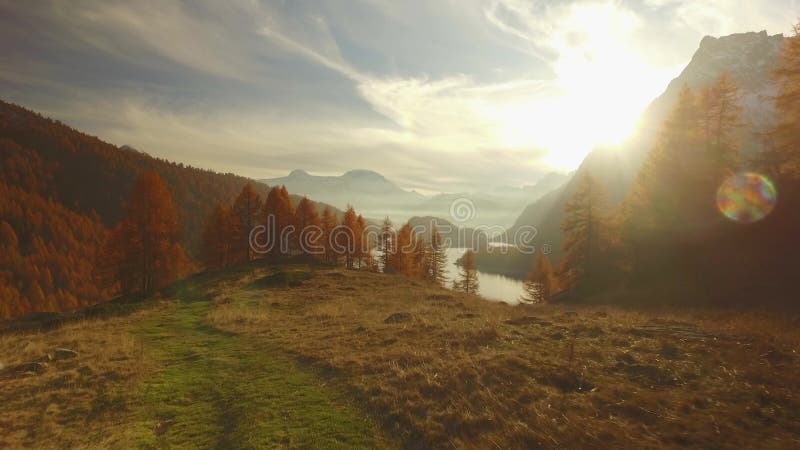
[453,249,479,295]
[561,172,607,290]
[232,183,262,262]
[201,204,235,270]
[378,216,394,273]
[767,23,800,177]
[427,226,448,286]
[520,252,556,304]
[101,171,187,296]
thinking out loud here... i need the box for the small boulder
[383,312,413,324]
[53,348,78,360]
[15,361,48,375]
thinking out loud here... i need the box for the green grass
[125,266,386,449]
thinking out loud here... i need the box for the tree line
[96,172,478,300]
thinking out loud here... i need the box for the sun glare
[489,3,678,171]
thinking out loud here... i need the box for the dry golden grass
[0,304,163,449]
[210,266,800,449]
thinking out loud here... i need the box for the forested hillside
[504,31,785,264]
[0,101,341,318]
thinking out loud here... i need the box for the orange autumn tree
[201,204,236,270]
[341,205,359,269]
[231,183,262,263]
[294,196,322,258]
[101,171,187,296]
[389,221,426,278]
[320,207,338,264]
[766,22,800,176]
[263,186,294,258]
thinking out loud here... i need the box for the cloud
[1,0,798,195]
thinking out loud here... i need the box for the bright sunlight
[490,2,679,170]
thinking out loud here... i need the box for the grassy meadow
[2,263,800,448]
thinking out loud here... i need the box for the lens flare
[716,172,777,224]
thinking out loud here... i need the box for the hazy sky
[0,1,797,193]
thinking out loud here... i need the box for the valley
[3,3,800,448]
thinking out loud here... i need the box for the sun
[488,2,678,171]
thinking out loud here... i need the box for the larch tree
[453,249,479,295]
[232,183,262,263]
[767,23,800,177]
[415,237,431,279]
[201,204,235,270]
[279,186,296,254]
[263,186,293,258]
[520,252,556,304]
[698,73,741,176]
[378,216,394,273]
[427,226,448,286]
[102,171,187,297]
[560,172,608,290]
[294,196,321,258]
[320,207,338,264]
[341,205,359,269]
[390,222,420,276]
[622,85,704,245]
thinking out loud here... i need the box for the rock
[53,348,78,360]
[14,361,48,375]
[383,312,413,324]
[504,316,550,326]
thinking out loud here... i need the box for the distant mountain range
[261,169,568,228]
[504,30,785,263]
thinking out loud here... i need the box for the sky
[0,1,797,194]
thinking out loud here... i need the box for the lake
[444,247,524,304]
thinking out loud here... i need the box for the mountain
[406,216,488,248]
[260,169,422,202]
[261,169,434,225]
[0,100,340,318]
[504,31,785,267]
[262,169,568,228]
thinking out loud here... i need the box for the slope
[503,31,785,267]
